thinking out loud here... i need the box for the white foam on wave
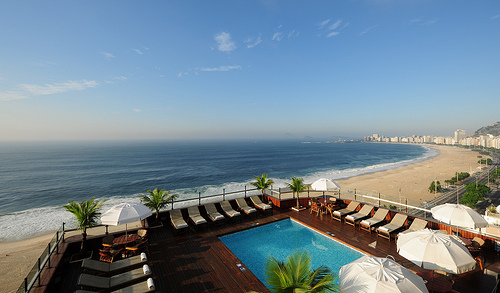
[0,145,436,242]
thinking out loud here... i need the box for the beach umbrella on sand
[431,203,488,231]
[339,255,428,293]
[101,202,152,235]
[397,229,476,275]
[311,178,340,201]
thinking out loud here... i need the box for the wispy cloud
[272,32,283,41]
[359,25,379,36]
[100,51,115,60]
[245,35,262,48]
[30,61,57,67]
[317,19,330,29]
[132,48,143,55]
[404,17,438,26]
[200,65,241,72]
[133,108,142,112]
[0,92,27,101]
[493,14,500,19]
[288,30,300,39]
[19,80,99,95]
[215,32,236,53]
[1,79,100,101]
[105,76,128,84]
[318,18,347,37]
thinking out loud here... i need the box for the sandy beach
[0,144,483,293]
[337,145,482,203]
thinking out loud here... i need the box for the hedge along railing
[17,223,65,293]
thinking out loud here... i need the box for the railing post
[307,187,310,198]
[199,192,201,205]
[378,193,381,207]
[47,243,51,268]
[279,188,281,200]
[405,199,408,213]
[244,186,246,197]
[24,277,27,292]
[62,222,65,242]
[56,231,59,254]
[38,258,41,286]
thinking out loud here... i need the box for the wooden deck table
[417,271,453,293]
[113,234,140,245]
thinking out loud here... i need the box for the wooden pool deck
[45,206,500,293]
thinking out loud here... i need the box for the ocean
[0,140,435,241]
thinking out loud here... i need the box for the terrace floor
[49,206,500,293]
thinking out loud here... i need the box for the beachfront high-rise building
[455,129,466,143]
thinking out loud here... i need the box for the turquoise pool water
[219,218,365,287]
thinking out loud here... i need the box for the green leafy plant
[139,188,178,222]
[63,197,107,252]
[265,250,338,293]
[286,177,311,210]
[251,173,275,197]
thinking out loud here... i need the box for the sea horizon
[0,140,435,242]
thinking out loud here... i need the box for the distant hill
[469,122,500,137]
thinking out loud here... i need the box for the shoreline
[0,144,482,293]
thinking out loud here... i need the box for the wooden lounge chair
[99,248,123,263]
[75,277,156,293]
[170,209,188,230]
[398,218,428,236]
[77,266,152,290]
[204,203,225,223]
[187,206,207,226]
[220,201,241,218]
[345,205,374,227]
[235,198,257,215]
[125,239,148,257]
[377,213,408,240]
[359,208,389,233]
[82,254,147,274]
[250,195,272,212]
[332,201,360,222]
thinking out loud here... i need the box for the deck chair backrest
[389,213,407,226]
[346,201,359,211]
[188,206,201,216]
[205,203,218,214]
[220,201,233,210]
[358,205,374,216]
[170,209,183,220]
[408,218,427,231]
[250,195,263,204]
[373,208,389,220]
[236,198,249,208]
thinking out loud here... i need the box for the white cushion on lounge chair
[170,209,188,229]
[345,215,355,221]
[378,226,390,232]
[188,206,207,225]
[236,198,257,214]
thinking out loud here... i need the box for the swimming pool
[219,218,365,287]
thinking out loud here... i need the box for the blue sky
[1,1,499,141]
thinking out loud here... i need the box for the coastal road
[414,151,500,216]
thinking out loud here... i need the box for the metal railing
[16,223,65,293]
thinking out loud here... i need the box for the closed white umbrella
[431,203,488,230]
[397,229,476,274]
[101,202,152,235]
[339,255,428,293]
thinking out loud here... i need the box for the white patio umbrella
[101,202,152,235]
[431,203,488,230]
[339,255,429,293]
[397,229,476,275]
[311,178,340,201]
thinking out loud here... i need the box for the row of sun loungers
[320,199,428,241]
[77,252,155,293]
[170,196,271,231]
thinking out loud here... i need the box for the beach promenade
[0,145,485,293]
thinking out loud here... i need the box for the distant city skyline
[1,1,499,141]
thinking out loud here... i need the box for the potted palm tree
[265,250,338,293]
[251,173,274,203]
[63,197,106,260]
[287,177,310,211]
[139,188,177,226]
